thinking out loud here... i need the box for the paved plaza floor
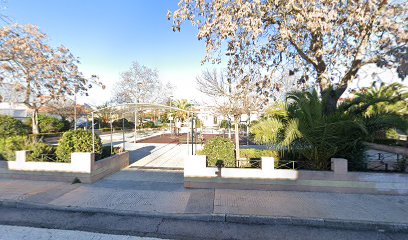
[1,169,408,226]
[0,141,408,230]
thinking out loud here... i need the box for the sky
[1,1,405,106]
[2,0,211,105]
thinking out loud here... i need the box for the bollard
[215,160,224,177]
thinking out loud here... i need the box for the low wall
[0,151,129,183]
[184,155,408,195]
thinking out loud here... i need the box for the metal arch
[91,102,195,153]
[91,102,192,114]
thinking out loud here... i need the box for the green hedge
[199,137,235,167]
[240,149,279,160]
[240,149,280,168]
[0,115,28,138]
[26,142,56,162]
[0,136,28,161]
[56,129,102,162]
[0,136,55,162]
[38,115,70,133]
[97,145,123,160]
[29,132,64,138]
[142,121,156,128]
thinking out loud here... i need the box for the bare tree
[170,0,407,114]
[0,24,101,133]
[197,69,264,160]
[46,99,90,121]
[112,61,174,104]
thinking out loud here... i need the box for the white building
[194,106,261,129]
[0,102,31,121]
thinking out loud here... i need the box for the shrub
[200,137,235,167]
[0,115,28,138]
[385,128,399,140]
[27,142,56,162]
[0,135,57,162]
[142,121,156,128]
[220,120,229,129]
[56,129,102,162]
[0,136,28,161]
[38,115,67,133]
[240,149,279,160]
[98,145,123,160]
[240,149,280,168]
[112,118,134,128]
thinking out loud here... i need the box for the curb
[1,200,408,233]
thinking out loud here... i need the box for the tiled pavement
[1,170,408,225]
[0,142,408,225]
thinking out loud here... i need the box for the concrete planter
[0,151,130,183]
[184,155,408,195]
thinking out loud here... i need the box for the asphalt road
[0,206,406,240]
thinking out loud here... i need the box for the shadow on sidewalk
[128,146,156,164]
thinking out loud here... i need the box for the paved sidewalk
[1,167,408,230]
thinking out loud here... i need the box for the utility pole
[74,84,77,130]
[134,82,142,143]
[169,95,173,135]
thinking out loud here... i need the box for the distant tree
[94,102,113,128]
[340,82,408,118]
[112,61,174,104]
[169,0,407,114]
[196,69,264,160]
[0,24,102,133]
[173,99,192,123]
[37,115,68,133]
[46,99,90,122]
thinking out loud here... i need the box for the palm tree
[173,99,192,123]
[339,83,408,139]
[339,82,408,117]
[252,90,367,169]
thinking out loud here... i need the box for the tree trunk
[234,121,240,161]
[321,86,348,115]
[32,109,39,134]
[228,119,232,139]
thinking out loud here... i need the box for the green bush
[220,120,229,129]
[142,121,156,128]
[98,145,123,160]
[0,135,57,162]
[112,118,134,128]
[240,149,280,168]
[240,149,279,160]
[38,115,67,133]
[29,132,64,139]
[0,115,28,138]
[385,128,399,140]
[56,129,102,162]
[0,136,28,161]
[200,137,235,167]
[27,142,56,162]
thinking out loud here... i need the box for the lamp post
[134,82,142,143]
[169,95,174,135]
[74,84,78,130]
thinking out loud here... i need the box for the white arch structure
[90,103,196,155]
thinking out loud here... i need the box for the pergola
[90,103,196,154]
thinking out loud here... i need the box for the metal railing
[37,154,58,162]
[235,159,262,169]
[276,160,331,170]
